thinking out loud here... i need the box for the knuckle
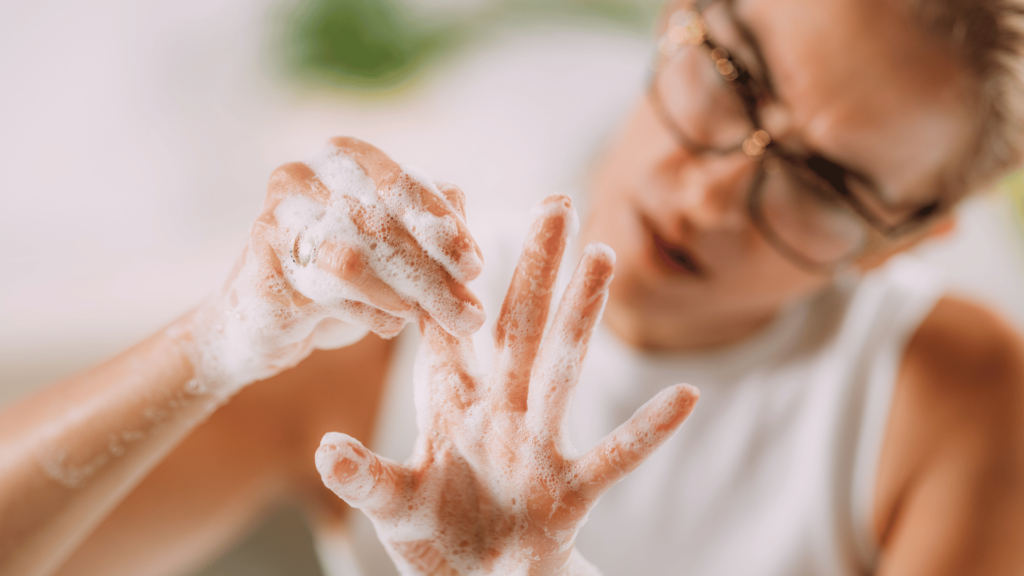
[604,441,630,472]
[328,135,360,150]
[439,182,466,202]
[377,316,407,338]
[321,243,365,280]
[269,162,314,187]
[338,246,364,273]
[268,162,329,204]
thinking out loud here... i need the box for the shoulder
[874,295,1024,548]
[899,296,1024,436]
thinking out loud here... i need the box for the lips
[643,218,706,277]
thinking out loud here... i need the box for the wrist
[167,296,278,398]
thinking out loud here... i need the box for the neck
[602,295,780,352]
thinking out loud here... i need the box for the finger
[333,194,485,337]
[575,384,699,500]
[436,182,467,221]
[248,222,313,308]
[491,195,576,412]
[293,141,484,335]
[386,167,484,282]
[260,163,333,261]
[527,242,615,435]
[265,162,330,209]
[325,137,484,283]
[334,300,406,339]
[316,240,414,317]
[415,317,481,416]
[316,432,406,512]
[325,136,401,186]
[309,317,370,350]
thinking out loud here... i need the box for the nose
[668,148,756,232]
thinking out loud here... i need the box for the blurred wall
[0,0,661,406]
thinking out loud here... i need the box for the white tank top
[313,225,943,576]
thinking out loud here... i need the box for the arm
[0,321,209,576]
[0,137,484,576]
[875,297,1024,575]
[52,336,394,576]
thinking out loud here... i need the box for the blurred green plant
[284,0,456,88]
[1001,170,1024,234]
[280,0,661,89]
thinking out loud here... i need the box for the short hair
[908,0,1024,195]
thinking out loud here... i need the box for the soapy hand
[184,137,485,393]
[316,196,699,575]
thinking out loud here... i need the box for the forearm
[0,313,230,576]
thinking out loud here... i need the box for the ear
[855,213,957,272]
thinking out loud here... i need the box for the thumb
[316,433,405,511]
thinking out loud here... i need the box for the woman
[2,0,1024,574]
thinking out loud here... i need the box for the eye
[783,162,847,209]
[914,202,940,220]
[803,155,850,195]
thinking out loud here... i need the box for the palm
[317,196,698,575]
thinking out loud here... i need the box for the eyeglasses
[649,2,944,273]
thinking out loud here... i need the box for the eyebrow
[717,0,896,208]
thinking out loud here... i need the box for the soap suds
[175,142,485,397]
[316,197,696,575]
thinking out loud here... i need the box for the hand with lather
[317,195,700,576]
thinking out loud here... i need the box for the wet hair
[908,0,1024,194]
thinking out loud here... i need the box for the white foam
[397,163,472,282]
[530,195,581,240]
[306,149,379,206]
[317,432,379,502]
[176,143,484,396]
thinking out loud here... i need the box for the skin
[317,200,697,575]
[0,137,486,576]
[588,0,975,351]
[1,0,1023,574]
[583,0,1024,573]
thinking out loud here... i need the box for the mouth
[643,218,706,277]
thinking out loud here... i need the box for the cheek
[591,99,677,200]
[726,243,831,307]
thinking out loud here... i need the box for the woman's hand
[316,196,699,575]
[182,137,486,393]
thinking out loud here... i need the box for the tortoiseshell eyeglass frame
[649,0,946,273]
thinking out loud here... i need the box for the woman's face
[584,0,976,350]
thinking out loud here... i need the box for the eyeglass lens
[758,157,868,265]
[654,41,751,150]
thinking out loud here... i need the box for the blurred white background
[0,0,654,402]
[2,0,1023,574]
